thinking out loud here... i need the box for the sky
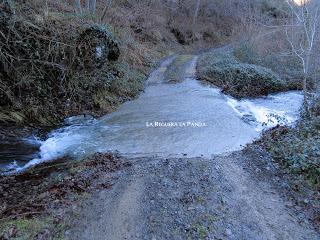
[293,0,309,6]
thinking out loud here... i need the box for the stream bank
[1,53,318,239]
[0,55,303,173]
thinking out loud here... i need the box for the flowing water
[0,56,303,173]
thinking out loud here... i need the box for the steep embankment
[0,1,173,127]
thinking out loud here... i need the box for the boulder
[76,25,120,69]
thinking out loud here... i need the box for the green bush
[233,43,308,91]
[257,97,320,188]
[196,52,286,98]
[233,43,261,65]
[259,118,320,188]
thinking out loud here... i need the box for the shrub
[233,43,261,65]
[0,2,145,125]
[258,117,320,188]
[196,52,286,98]
[233,43,311,91]
[256,96,320,189]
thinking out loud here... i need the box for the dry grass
[0,0,163,125]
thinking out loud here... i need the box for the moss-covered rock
[76,25,120,69]
[196,52,287,98]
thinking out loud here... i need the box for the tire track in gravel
[67,154,319,240]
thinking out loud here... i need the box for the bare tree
[100,0,113,23]
[75,0,82,14]
[192,0,201,35]
[89,0,97,15]
[86,0,90,10]
[285,0,320,102]
[44,0,49,17]
[84,0,96,15]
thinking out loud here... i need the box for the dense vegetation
[2,0,304,127]
[0,1,155,126]
[233,42,317,91]
[196,51,292,98]
[257,98,320,189]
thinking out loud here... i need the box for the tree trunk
[44,0,49,17]
[90,0,97,15]
[192,0,201,36]
[303,74,307,103]
[86,0,90,10]
[303,53,311,104]
[100,0,113,23]
[75,0,82,14]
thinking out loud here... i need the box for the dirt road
[67,151,319,240]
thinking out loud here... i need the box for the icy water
[0,56,303,173]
